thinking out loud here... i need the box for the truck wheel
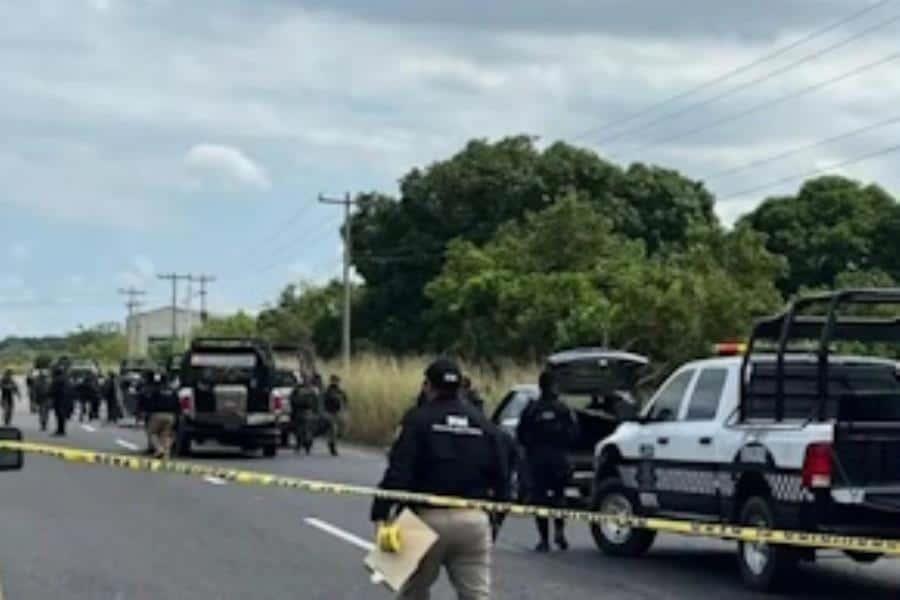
[590,477,656,557]
[263,444,277,458]
[737,496,797,592]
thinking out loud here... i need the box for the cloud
[9,242,29,261]
[184,143,271,189]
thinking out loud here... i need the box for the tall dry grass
[322,354,539,446]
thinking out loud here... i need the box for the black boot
[535,517,550,552]
[554,519,568,551]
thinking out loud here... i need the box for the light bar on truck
[714,342,747,356]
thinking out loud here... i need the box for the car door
[661,366,731,516]
[635,368,696,511]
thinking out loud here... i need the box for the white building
[126,306,206,356]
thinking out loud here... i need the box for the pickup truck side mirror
[0,427,24,471]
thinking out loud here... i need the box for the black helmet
[539,370,557,394]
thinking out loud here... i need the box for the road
[2,388,900,599]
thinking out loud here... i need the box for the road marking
[115,439,140,451]
[81,424,96,433]
[305,517,374,551]
[203,476,228,486]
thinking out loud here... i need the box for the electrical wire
[718,141,900,200]
[591,12,900,150]
[570,0,893,142]
[703,114,900,182]
[609,50,900,162]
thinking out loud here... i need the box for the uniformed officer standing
[103,371,121,424]
[290,378,319,455]
[34,369,52,432]
[50,366,72,437]
[516,370,578,552]
[141,371,180,459]
[1,369,19,426]
[322,375,348,456]
[371,359,509,600]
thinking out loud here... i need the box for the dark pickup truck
[175,338,285,457]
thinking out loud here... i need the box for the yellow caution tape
[3,440,900,555]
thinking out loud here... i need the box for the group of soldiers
[4,362,123,436]
[288,373,349,456]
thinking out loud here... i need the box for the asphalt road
[2,389,900,599]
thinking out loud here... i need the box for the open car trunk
[546,348,649,473]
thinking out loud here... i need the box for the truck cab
[175,338,285,457]
[592,289,900,591]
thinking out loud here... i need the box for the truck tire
[737,496,797,592]
[590,477,656,557]
[263,444,277,458]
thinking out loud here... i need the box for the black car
[175,338,285,457]
[491,348,648,504]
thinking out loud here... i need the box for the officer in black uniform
[371,359,509,600]
[290,378,319,455]
[50,366,72,437]
[1,369,19,426]
[516,370,578,552]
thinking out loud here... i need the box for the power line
[236,201,318,265]
[718,141,900,201]
[570,0,893,142]
[609,50,900,161]
[591,11,900,149]
[703,113,900,182]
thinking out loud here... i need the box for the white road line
[203,476,228,486]
[81,424,96,433]
[115,439,140,451]
[305,517,374,552]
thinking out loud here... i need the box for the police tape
[2,439,900,556]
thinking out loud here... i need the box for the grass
[322,354,539,446]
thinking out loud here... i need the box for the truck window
[497,390,535,424]
[685,368,727,421]
[646,369,694,422]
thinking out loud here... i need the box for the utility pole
[192,274,216,323]
[319,192,356,374]
[157,273,191,352]
[118,287,146,357]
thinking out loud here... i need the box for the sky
[2,0,899,337]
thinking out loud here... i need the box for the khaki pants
[147,413,176,458]
[400,509,491,600]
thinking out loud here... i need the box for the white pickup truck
[591,289,900,591]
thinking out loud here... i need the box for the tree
[427,197,783,368]
[193,312,258,338]
[351,135,720,353]
[739,176,898,294]
[256,280,349,358]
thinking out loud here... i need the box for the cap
[424,358,462,389]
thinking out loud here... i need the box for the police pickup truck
[175,338,286,457]
[592,289,900,591]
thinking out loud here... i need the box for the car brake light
[802,443,832,489]
[178,388,194,413]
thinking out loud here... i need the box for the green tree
[194,312,258,338]
[740,176,898,294]
[427,197,782,368]
[351,135,719,353]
